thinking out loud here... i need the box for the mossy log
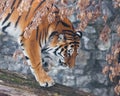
[0,69,94,96]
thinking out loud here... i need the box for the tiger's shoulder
[0,0,46,32]
[0,0,71,38]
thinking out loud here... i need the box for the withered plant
[0,0,120,95]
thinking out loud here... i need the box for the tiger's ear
[76,31,82,38]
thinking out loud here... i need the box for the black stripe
[62,30,74,34]
[16,0,22,8]
[25,0,34,20]
[39,32,42,47]
[3,1,7,10]
[44,56,52,60]
[63,32,74,36]
[15,16,21,27]
[20,40,22,43]
[20,32,24,36]
[34,0,46,12]
[11,0,16,9]
[2,13,11,25]
[59,48,64,54]
[58,48,64,57]
[56,21,71,28]
[65,38,73,40]
[49,31,58,38]
[2,8,14,25]
[25,8,31,20]
[54,45,62,56]
[52,5,59,13]
[30,0,34,6]
[118,52,120,63]
[20,43,24,46]
[62,30,76,39]
[41,48,47,52]
[44,29,47,44]
[19,39,24,46]
[69,42,79,44]
[62,30,81,40]
[36,27,39,40]
[61,21,71,28]
[25,56,29,60]
[45,31,47,44]
[2,22,11,34]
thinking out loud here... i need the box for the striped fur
[0,0,82,87]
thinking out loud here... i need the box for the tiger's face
[50,30,82,68]
[42,20,82,68]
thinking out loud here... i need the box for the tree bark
[0,69,95,96]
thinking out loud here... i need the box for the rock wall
[0,0,120,96]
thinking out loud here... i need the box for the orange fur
[1,0,82,87]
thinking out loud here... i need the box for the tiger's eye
[64,46,67,49]
[71,45,74,48]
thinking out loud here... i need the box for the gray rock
[84,26,96,33]
[76,76,91,87]
[97,39,111,51]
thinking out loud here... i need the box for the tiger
[0,0,82,87]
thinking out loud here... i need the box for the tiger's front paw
[38,77,55,87]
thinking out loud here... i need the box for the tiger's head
[41,17,82,68]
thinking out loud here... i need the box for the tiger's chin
[42,58,69,72]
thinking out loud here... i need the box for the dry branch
[0,69,94,96]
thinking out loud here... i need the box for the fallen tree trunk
[0,69,95,96]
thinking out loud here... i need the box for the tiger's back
[0,0,45,38]
[0,0,82,87]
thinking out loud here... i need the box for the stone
[93,88,114,96]
[82,35,96,50]
[76,50,90,68]
[2,37,9,41]
[97,39,111,51]
[84,26,96,33]
[95,51,107,60]
[69,14,76,23]
[63,75,75,86]
[77,49,90,60]
[93,73,107,84]
[111,33,120,44]
[76,76,91,87]
[79,88,92,93]
[101,1,113,18]
[74,69,84,75]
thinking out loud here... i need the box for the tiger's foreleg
[18,37,55,87]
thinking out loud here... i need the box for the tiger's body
[0,0,82,87]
